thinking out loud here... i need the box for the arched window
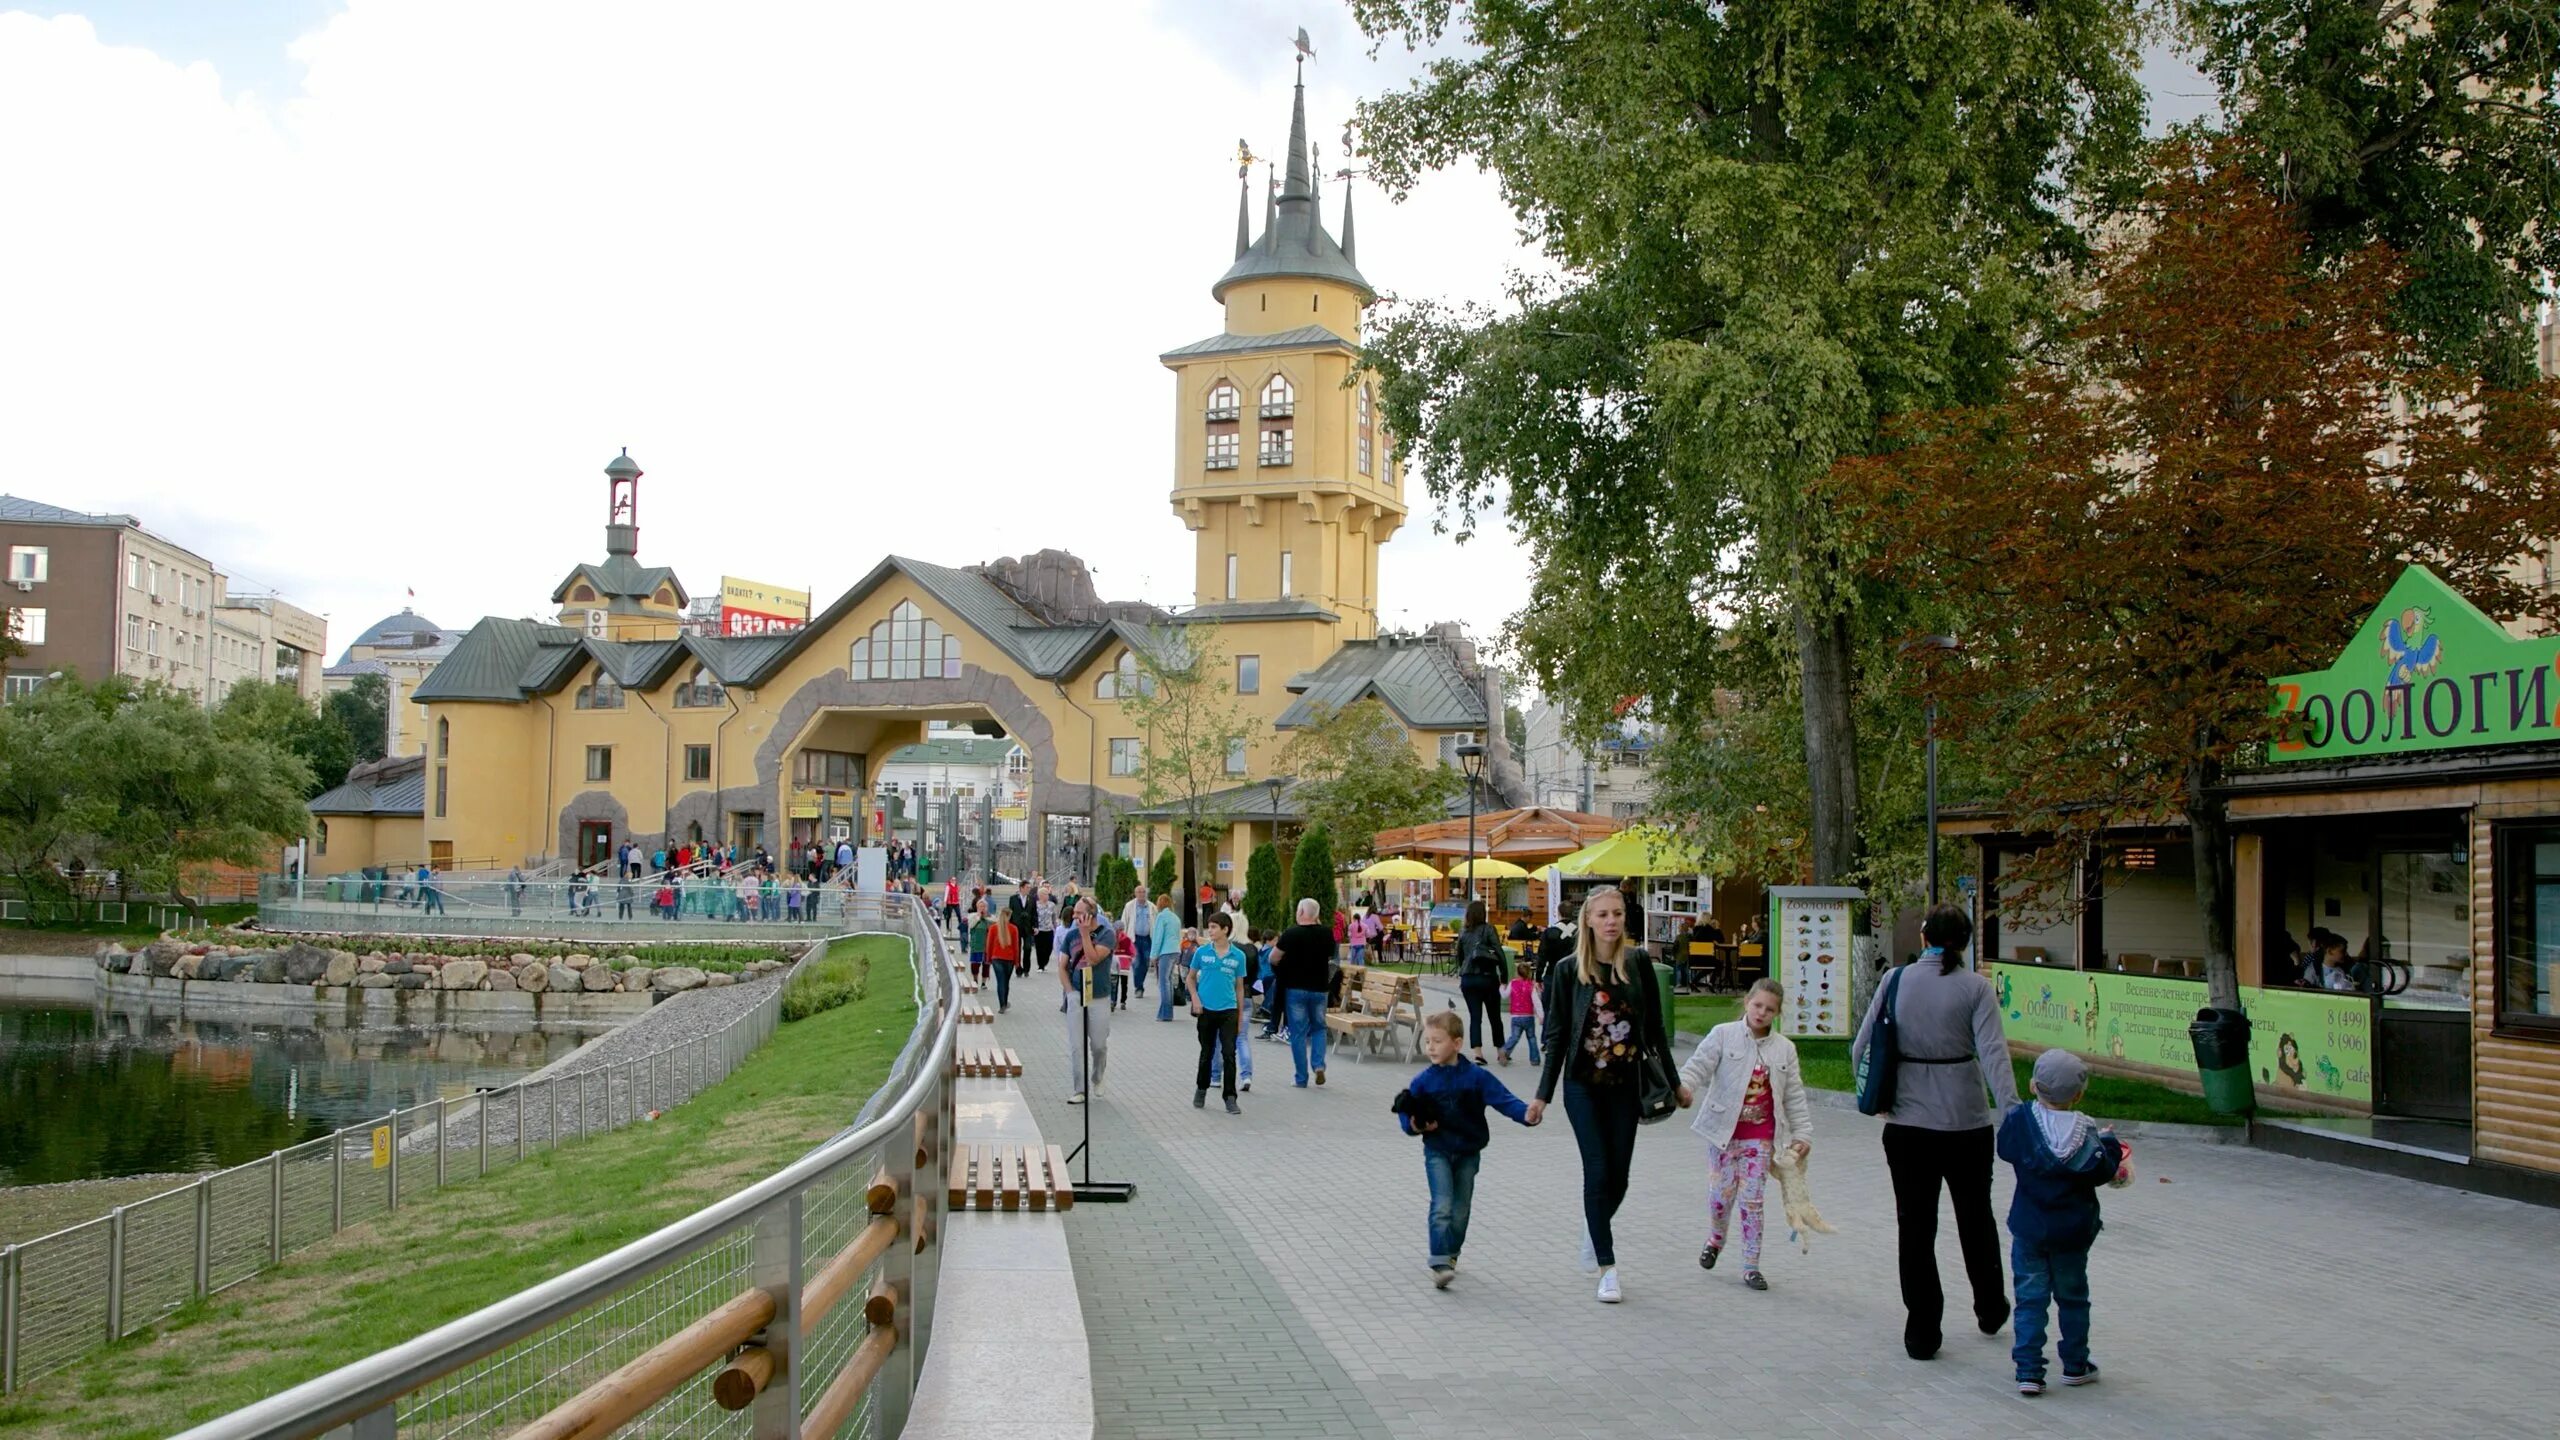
[1094,649,1155,700]
[435,718,449,758]
[1205,379,1241,470]
[1358,383,1375,476]
[1206,381,1239,422]
[1259,374,1293,418]
[674,665,724,708]
[853,601,961,680]
[574,671,624,709]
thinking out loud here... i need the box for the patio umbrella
[1357,857,1444,881]
[1552,826,1705,878]
[1444,856,1532,881]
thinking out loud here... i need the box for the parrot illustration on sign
[2380,606,2441,688]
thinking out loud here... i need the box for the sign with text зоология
[2269,566,2560,763]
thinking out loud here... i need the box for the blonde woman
[1532,887,1688,1303]
[1679,977,1812,1292]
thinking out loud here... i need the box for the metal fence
[0,942,805,1396]
[0,898,202,929]
[256,874,897,944]
[132,894,954,1440]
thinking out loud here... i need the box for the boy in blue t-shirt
[1397,1010,1538,1287]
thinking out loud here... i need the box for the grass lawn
[0,934,916,1440]
[0,1177,205,1248]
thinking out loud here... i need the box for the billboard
[2268,565,2560,763]
[717,576,810,638]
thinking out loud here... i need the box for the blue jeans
[1283,988,1328,1084]
[2011,1240,2093,1381]
[1210,1026,1253,1085]
[1133,937,1152,996]
[1156,950,1178,1021]
[1502,1015,1540,1064]
[1424,1148,1481,1266]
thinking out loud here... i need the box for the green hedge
[782,939,876,1021]
[193,929,804,973]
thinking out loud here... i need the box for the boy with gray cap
[1994,1048,2132,1397]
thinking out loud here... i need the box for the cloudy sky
[0,2,2215,665]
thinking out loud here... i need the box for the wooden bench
[1360,970,1426,1060]
[945,1142,1073,1212]
[959,996,994,1025]
[1324,964,1388,1052]
[957,1040,1021,1077]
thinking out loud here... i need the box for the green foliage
[1289,825,1337,914]
[1276,700,1463,861]
[217,680,355,797]
[2176,0,2560,386]
[1115,624,1257,877]
[204,928,801,973]
[1147,846,1178,902]
[781,938,873,1021]
[324,673,390,766]
[1093,853,1139,918]
[1243,842,1286,937]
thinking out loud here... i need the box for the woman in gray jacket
[1850,904,2019,1361]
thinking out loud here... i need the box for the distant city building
[1522,700,1659,821]
[323,609,462,756]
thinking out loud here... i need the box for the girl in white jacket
[1679,978,1813,1291]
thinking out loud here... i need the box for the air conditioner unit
[149,594,162,605]
[9,579,29,593]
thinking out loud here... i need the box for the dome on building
[337,608,454,663]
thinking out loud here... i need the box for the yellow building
[409,76,1516,879]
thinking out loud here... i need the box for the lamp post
[1456,742,1487,923]
[1905,635,1964,905]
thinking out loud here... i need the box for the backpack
[1459,926,1506,981]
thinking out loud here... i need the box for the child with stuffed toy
[1678,977,1813,1292]
[1396,1010,1538,1288]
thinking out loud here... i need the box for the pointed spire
[1282,63,1313,201]
[1235,168,1252,259]
[1264,162,1276,236]
[1340,175,1357,268]
[1309,144,1324,253]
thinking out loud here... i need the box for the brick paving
[992,978,2560,1439]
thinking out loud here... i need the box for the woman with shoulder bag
[1530,887,1691,1304]
[1457,900,1508,1065]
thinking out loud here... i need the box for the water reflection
[0,995,605,1186]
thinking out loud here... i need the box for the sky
[0,1,2217,669]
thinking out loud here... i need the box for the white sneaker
[1066,1092,1087,1105]
[1596,1270,1622,1304]
[1579,1235,1598,1273]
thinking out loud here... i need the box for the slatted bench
[959,996,995,1025]
[1324,964,1388,1053]
[958,1040,1021,1077]
[945,1142,1074,1212]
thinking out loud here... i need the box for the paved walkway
[990,975,2560,1439]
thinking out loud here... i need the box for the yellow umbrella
[1358,857,1444,881]
[1444,856,1532,881]
[1552,826,1705,878]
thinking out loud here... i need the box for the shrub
[782,949,871,1021]
[1290,825,1336,914]
[1244,843,1284,936]
[1147,847,1178,903]
[1093,853,1138,917]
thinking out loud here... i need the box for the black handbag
[1632,957,1680,1124]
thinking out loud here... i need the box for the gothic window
[1206,381,1240,422]
[1095,649,1154,700]
[674,664,725,708]
[855,601,961,680]
[1259,374,1293,418]
[436,718,449,758]
[1259,427,1293,465]
[1206,432,1240,470]
[1206,379,1241,470]
[1358,383,1375,476]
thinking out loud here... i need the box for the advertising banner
[1771,886,1862,1038]
[716,575,810,638]
[2268,564,2560,764]
[1988,963,2372,1105]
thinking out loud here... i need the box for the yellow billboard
[717,576,811,637]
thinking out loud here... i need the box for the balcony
[1257,446,1293,466]
[1259,402,1293,420]
[1206,405,1240,423]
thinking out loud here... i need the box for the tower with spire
[1159,63,1405,651]
[549,449,690,638]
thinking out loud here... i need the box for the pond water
[0,994,606,1186]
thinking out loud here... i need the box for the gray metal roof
[0,494,137,526]
[1158,325,1353,363]
[411,618,546,702]
[551,554,686,606]
[690,632,799,683]
[1211,79,1371,302]
[1172,598,1339,624]
[1121,776,1309,822]
[1274,637,1488,731]
[882,735,1024,768]
[308,757,426,816]
[348,609,452,649]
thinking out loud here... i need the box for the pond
[0,993,606,1186]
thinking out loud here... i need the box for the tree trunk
[1795,603,1864,887]
[2186,758,2242,1011]
[1179,826,1199,929]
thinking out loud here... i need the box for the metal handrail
[167,899,957,1440]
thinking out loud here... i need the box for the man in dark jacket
[1274,898,1337,1087]
[1995,1049,2129,1395]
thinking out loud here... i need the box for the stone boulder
[355,972,396,989]
[393,972,428,991]
[383,959,412,976]
[97,946,134,975]
[704,972,735,988]
[564,954,593,970]
[651,966,707,993]
[439,959,488,990]
[546,962,578,994]
[514,962,550,993]
[485,968,517,991]
[323,951,360,986]
[510,952,537,969]
[149,939,194,974]
[359,954,388,973]
[580,964,617,993]
[251,952,289,985]
[621,965,654,992]
[279,943,334,985]
[171,952,204,980]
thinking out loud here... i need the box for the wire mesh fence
[0,934,808,1396]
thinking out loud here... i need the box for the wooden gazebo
[1370,807,1620,921]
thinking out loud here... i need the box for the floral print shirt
[1574,985,1639,1085]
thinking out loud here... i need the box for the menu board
[1772,887,1861,1038]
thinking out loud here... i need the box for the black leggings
[1194,1008,1239,1098]
[1881,1123,2007,1353]
[1460,979,1503,1049]
[1032,929,1053,969]
[1561,1080,1641,1266]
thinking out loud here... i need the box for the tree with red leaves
[1836,144,2560,1007]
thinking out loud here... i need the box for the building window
[1108,738,1143,776]
[1237,654,1260,694]
[146,621,161,657]
[795,749,859,790]
[316,818,330,853]
[684,744,712,782]
[6,608,42,647]
[434,764,448,818]
[586,745,613,782]
[3,674,44,702]
[436,718,449,758]
[7,546,46,583]
[574,675,624,709]
[127,554,141,590]
[1206,381,1240,422]
[1358,383,1375,475]
[1007,746,1030,783]
[853,600,961,681]
[1206,431,1240,470]
[2498,824,2560,1029]
[1259,374,1293,418]
[126,613,142,652]
[1259,427,1294,466]
[1279,551,1293,597]
[1096,649,1154,699]
[1225,737,1248,776]
[1226,553,1239,600]
[674,664,726,707]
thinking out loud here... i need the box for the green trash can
[1653,961,1677,1012]
[2189,1007,2255,1116]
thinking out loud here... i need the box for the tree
[1350,0,2148,895]
[1094,852,1139,918]
[1290,825,1338,915]
[217,680,355,796]
[0,607,25,665]
[325,673,390,766]
[2177,0,2560,386]
[1147,846,1179,904]
[1244,841,1287,937]
[0,675,119,901]
[1276,699,1464,861]
[1836,146,2560,1008]
[1116,624,1258,921]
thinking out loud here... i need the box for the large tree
[217,679,355,796]
[1349,0,2148,893]
[2177,0,2560,386]
[1837,147,2560,1008]
[1117,625,1258,922]
[324,672,391,766]
[1276,699,1462,862]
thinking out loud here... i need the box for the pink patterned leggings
[1707,1138,1773,1266]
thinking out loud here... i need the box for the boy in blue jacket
[1397,1011,1537,1288]
[1996,1049,2132,1396]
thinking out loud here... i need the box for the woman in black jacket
[1533,887,1689,1304]
[1456,900,1508,1065]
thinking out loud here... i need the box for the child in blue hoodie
[1996,1049,2133,1397]
[1397,1011,1537,1288]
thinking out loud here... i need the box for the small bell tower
[605,448,642,557]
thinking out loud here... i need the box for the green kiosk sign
[2270,566,2560,763]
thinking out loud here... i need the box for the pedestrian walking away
[1498,960,1541,1066]
[986,905,1021,1013]
[1399,1010,1536,1287]
[1187,911,1252,1113]
[1456,900,1509,1065]
[1534,886,1686,1303]
[1120,891,1154,1000]
[1680,978,1812,1292]
[1275,898,1338,1087]
[1998,1048,2133,1396]
[967,899,993,987]
[1852,903,2021,1360]
[1152,892,1183,1022]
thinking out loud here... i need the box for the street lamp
[1904,635,1964,905]
[1456,742,1487,920]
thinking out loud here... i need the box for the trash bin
[1653,961,1677,1010]
[2189,1007,2254,1115]
[324,874,343,903]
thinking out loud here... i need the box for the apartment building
[1521,699,1660,821]
[0,494,327,706]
